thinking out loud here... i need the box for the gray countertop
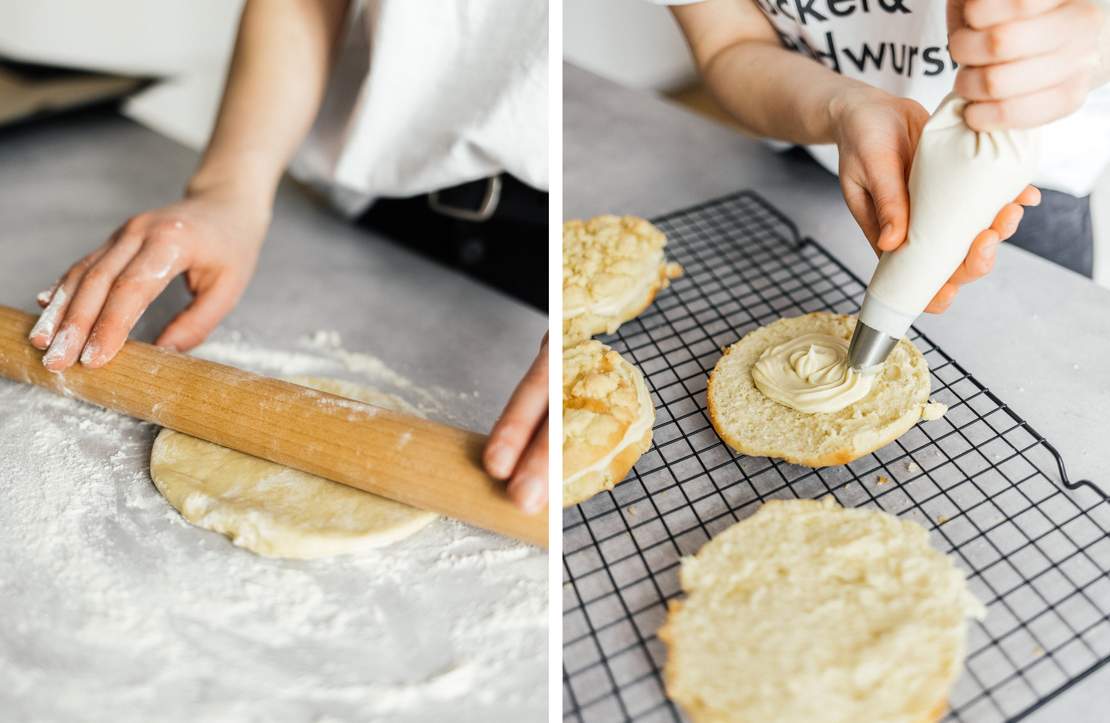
[564,63,1109,721]
[0,108,547,722]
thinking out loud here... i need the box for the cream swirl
[751,333,876,414]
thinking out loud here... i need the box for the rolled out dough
[149,376,438,559]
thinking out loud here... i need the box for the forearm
[703,42,881,143]
[672,0,879,144]
[187,0,350,207]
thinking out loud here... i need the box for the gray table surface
[0,108,548,721]
[564,63,1110,721]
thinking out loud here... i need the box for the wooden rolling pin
[0,305,547,547]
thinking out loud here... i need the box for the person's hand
[829,87,1040,313]
[29,188,269,371]
[483,334,548,515]
[949,0,1107,130]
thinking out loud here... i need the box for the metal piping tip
[847,322,899,372]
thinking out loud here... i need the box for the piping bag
[847,92,1042,370]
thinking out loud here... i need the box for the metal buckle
[428,176,502,222]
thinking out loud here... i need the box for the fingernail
[36,287,54,306]
[486,443,514,479]
[42,324,77,370]
[79,339,99,367]
[29,287,67,343]
[512,478,546,515]
[157,342,179,353]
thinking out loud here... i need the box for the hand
[830,87,1040,314]
[29,188,269,371]
[483,334,549,515]
[949,0,1107,130]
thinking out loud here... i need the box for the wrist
[826,84,893,145]
[186,152,280,215]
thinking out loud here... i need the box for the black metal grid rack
[562,191,1110,723]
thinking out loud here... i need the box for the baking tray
[562,191,1110,722]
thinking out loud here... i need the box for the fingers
[36,282,59,308]
[28,246,108,350]
[927,194,1030,313]
[506,416,549,515]
[867,162,911,252]
[925,282,960,313]
[41,234,147,372]
[80,242,189,368]
[964,75,1091,129]
[1016,185,1041,207]
[955,44,1094,102]
[483,338,550,480]
[950,2,1084,65]
[948,228,1002,286]
[962,0,1067,29]
[992,203,1025,241]
[153,273,242,352]
[841,179,882,254]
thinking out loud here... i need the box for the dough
[660,498,984,723]
[562,340,654,507]
[150,376,437,559]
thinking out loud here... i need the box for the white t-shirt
[291,0,548,216]
[655,0,1110,196]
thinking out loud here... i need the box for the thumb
[155,274,243,352]
[868,166,910,253]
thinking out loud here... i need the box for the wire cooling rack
[562,191,1110,723]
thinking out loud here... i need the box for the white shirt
[291,0,549,216]
[654,0,1110,196]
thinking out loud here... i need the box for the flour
[296,329,444,412]
[29,285,66,341]
[0,330,546,723]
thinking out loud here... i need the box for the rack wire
[562,191,1110,723]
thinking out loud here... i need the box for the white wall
[563,0,696,92]
[0,0,243,150]
[0,0,241,76]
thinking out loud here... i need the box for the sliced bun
[661,497,985,723]
[563,215,681,346]
[563,340,654,506]
[708,312,933,467]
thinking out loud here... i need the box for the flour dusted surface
[0,330,545,722]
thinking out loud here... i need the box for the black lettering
[922,46,945,75]
[890,43,908,74]
[877,0,911,13]
[906,46,918,76]
[776,0,796,21]
[810,31,841,73]
[794,0,828,24]
[842,41,887,73]
[827,0,856,16]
